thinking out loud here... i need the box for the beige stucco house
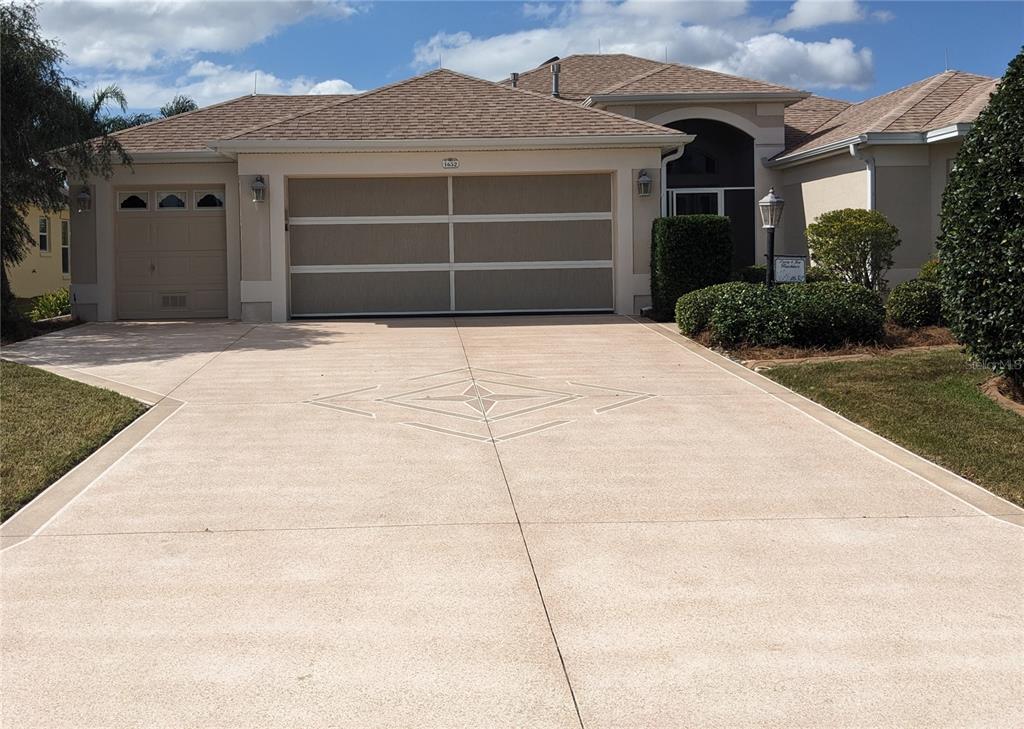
[7,205,71,298]
[69,55,995,322]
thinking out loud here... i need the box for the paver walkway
[2,317,1021,727]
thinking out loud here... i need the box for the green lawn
[0,361,147,522]
[764,349,1024,508]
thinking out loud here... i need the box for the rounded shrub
[805,208,901,291]
[675,282,746,336]
[707,284,792,348]
[804,266,838,283]
[918,258,941,282]
[786,281,885,346]
[886,279,944,327]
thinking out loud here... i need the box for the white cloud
[775,0,864,32]
[38,0,356,71]
[522,3,557,19]
[412,0,873,90]
[872,10,895,23]
[85,61,362,110]
[716,34,873,89]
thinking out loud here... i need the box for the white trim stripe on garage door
[291,261,613,274]
[287,212,613,225]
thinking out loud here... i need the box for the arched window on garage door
[665,118,755,269]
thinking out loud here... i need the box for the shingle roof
[778,70,996,159]
[783,95,852,150]
[108,95,348,153]
[506,54,666,101]
[505,53,805,101]
[227,69,684,142]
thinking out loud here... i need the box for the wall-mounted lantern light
[75,187,92,212]
[636,169,653,197]
[758,187,785,287]
[251,175,266,203]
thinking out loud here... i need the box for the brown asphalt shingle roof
[227,69,684,142]
[108,94,348,153]
[778,70,996,159]
[783,95,852,150]
[505,53,804,101]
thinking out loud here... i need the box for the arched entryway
[665,119,755,269]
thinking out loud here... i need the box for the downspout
[849,141,875,210]
[660,146,685,216]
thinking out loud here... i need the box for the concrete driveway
[2,316,1022,728]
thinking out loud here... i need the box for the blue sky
[37,1,1023,113]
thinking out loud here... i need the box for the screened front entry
[665,119,756,269]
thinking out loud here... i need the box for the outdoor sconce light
[636,169,652,197]
[758,187,785,287]
[75,187,92,212]
[251,175,266,203]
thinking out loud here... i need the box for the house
[7,205,71,299]
[69,55,995,322]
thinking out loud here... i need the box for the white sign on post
[441,158,460,169]
[774,255,806,283]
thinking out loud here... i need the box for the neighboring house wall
[7,206,71,298]
[928,139,962,246]
[780,154,868,257]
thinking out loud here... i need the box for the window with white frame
[61,219,70,275]
[117,191,149,210]
[38,217,49,252]
[157,191,187,209]
[194,190,225,209]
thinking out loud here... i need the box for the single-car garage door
[114,187,227,319]
[288,174,613,316]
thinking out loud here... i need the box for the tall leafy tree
[939,47,1024,396]
[1,2,130,327]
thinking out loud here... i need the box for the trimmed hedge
[675,281,884,348]
[675,282,747,336]
[886,279,944,327]
[651,215,733,320]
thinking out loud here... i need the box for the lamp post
[758,187,785,287]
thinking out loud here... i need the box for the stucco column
[268,173,288,322]
[94,180,116,320]
[614,168,635,315]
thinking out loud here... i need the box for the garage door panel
[452,174,611,215]
[291,271,450,315]
[455,268,613,311]
[115,186,227,319]
[291,224,449,266]
[116,220,152,251]
[288,178,448,217]
[454,220,612,263]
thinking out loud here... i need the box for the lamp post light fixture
[75,187,92,213]
[251,175,266,203]
[758,187,785,287]
[636,169,653,197]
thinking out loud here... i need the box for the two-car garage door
[288,174,614,316]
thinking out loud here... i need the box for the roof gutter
[767,125,974,169]
[848,141,876,210]
[583,91,811,107]
[208,134,693,155]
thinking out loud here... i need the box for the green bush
[806,208,901,292]
[918,258,941,281]
[785,281,885,346]
[675,282,747,336]
[651,215,733,320]
[886,279,944,327]
[675,281,884,348]
[804,266,838,283]
[29,288,70,321]
[733,265,766,283]
[707,284,792,347]
[938,48,1024,393]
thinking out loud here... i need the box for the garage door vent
[160,293,188,309]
